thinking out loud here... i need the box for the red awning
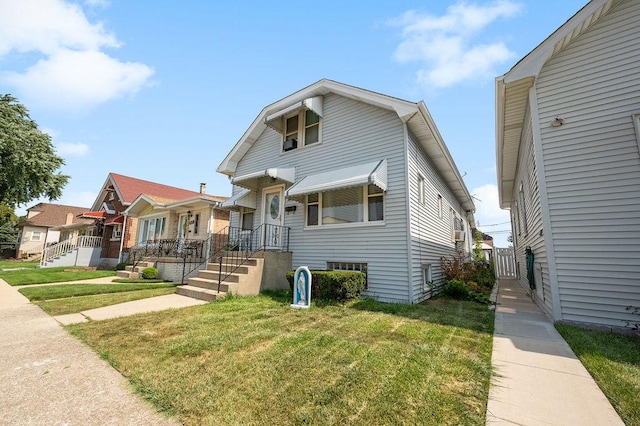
[80,211,106,219]
[105,215,124,225]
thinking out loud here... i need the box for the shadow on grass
[259,289,494,335]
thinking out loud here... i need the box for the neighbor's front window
[138,217,166,244]
[306,185,384,226]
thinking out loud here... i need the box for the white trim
[261,184,285,228]
[286,160,387,198]
[303,221,386,231]
[529,86,562,321]
[632,113,640,155]
[403,122,414,304]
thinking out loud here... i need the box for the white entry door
[262,185,284,249]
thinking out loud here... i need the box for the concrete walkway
[486,279,624,425]
[0,278,191,425]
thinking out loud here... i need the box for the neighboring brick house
[16,203,93,259]
[87,173,229,268]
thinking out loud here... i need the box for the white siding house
[218,79,475,303]
[496,0,640,330]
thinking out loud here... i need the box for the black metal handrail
[179,223,290,287]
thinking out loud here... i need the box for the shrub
[115,262,129,271]
[443,279,469,300]
[286,270,365,303]
[141,267,159,280]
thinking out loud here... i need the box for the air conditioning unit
[283,138,298,152]
[453,230,465,241]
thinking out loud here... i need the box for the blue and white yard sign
[291,266,312,309]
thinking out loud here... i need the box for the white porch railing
[40,236,103,266]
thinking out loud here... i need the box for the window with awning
[286,160,387,227]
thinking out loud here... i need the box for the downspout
[117,213,128,263]
[403,122,415,304]
[206,204,215,260]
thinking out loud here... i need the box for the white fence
[494,247,516,279]
[40,236,102,266]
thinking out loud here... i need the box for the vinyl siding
[535,0,640,327]
[406,133,469,303]
[511,110,553,317]
[234,93,411,302]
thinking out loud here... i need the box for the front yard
[68,293,495,426]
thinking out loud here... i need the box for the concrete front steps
[176,255,264,302]
[116,260,155,279]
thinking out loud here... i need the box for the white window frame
[519,182,528,235]
[304,185,385,228]
[417,173,425,205]
[112,224,122,240]
[422,264,433,291]
[633,113,640,155]
[138,216,166,244]
[240,208,254,231]
[31,231,42,242]
[282,108,322,152]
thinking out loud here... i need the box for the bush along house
[215,79,475,303]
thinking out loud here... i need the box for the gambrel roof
[217,79,475,214]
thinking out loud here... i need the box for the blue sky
[0,0,589,246]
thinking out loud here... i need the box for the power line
[477,221,511,227]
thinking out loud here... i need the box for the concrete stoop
[116,260,156,279]
[176,254,264,302]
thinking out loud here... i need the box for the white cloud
[471,182,511,230]
[0,0,153,113]
[56,142,90,157]
[4,49,154,112]
[84,0,109,8]
[389,1,522,88]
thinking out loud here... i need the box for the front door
[262,185,284,249]
[177,213,189,251]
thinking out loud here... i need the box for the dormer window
[283,109,321,152]
[264,96,323,152]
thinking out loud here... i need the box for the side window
[417,173,425,205]
[519,183,528,235]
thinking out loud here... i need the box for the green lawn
[34,286,178,316]
[556,323,640,425]
[19,283,177,301]
[0,260,39,269]
[0,266,116,285]
[68,293,495,426]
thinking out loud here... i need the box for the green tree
[473,230,484,262]
[0,95,69,207]
[0,204,19,251]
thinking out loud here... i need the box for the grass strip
[19,283,177,301]
[556,323,640,425]
[35,287,178,316]
[68,293,494,425]
[0,266,116,285]
[0,260,39,270]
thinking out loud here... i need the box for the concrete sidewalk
[0,278,187,425]
[486,279,624,425]
[55,293,207,325]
